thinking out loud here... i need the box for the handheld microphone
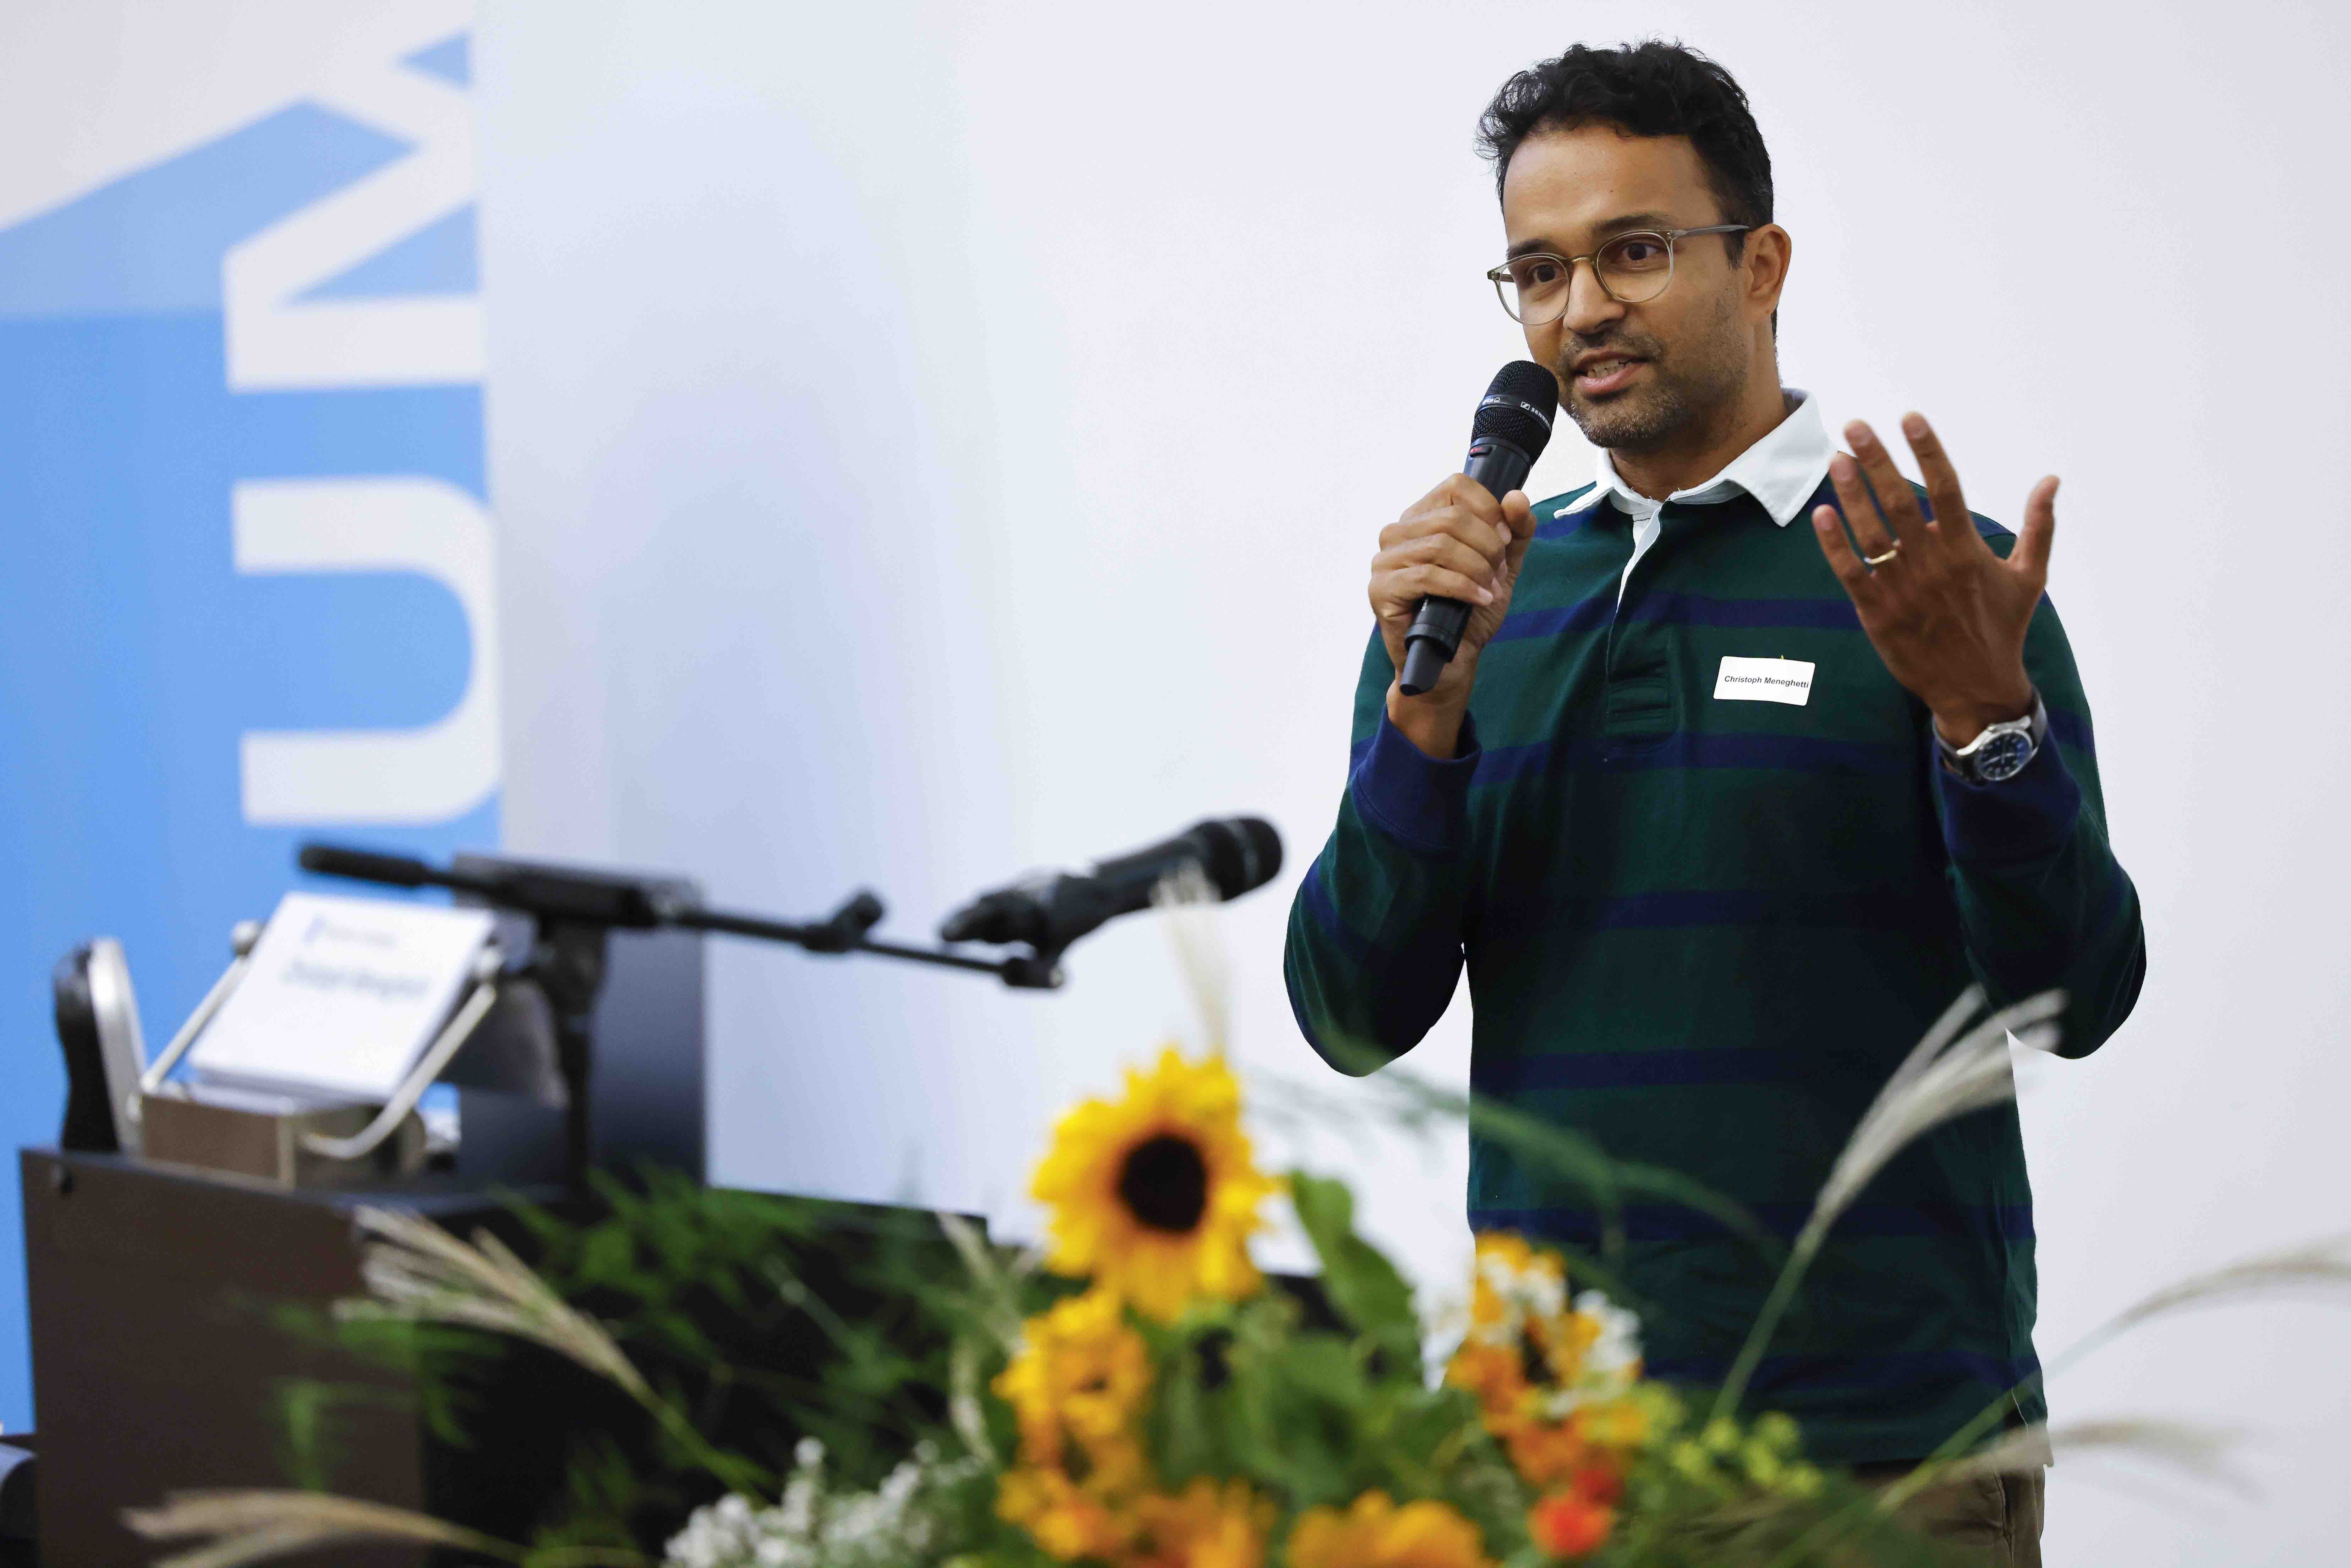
[939,817,1284,955]
[1397,360,1560,696]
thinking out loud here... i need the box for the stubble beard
[1556,287,1750,456]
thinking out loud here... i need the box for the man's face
[1501,124,1761,451]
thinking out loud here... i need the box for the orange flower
[1286,1490,1492,1568]
[1126,1477,1273,1568]
[1501,1410,1600,1489]
[1444,1340,1528,1422]
[1569,1462,1623,1507]
[1527,1489,1615,1560]
[998,1463,1139,1562]
[1449,1234,1654,1492]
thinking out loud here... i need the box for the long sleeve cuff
[1933,730,2082,865]
[1348,709,1482,854]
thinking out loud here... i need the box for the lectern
[21,1151,557,1567]
[25,855,708,1567]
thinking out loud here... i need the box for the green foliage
[1128,1276,1525,1558]
[264,1163,1962,1568]
[1287,1170,1422,1378]
[269,1378,343,1493]
[265,1298,502,1450]
[519,1435,654,1567]
[513,1168,969,1490]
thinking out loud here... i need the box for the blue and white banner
[0,8,494,1428]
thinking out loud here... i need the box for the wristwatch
[1936,689,2048,785]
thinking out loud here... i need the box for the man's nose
[1559,258,1627,338]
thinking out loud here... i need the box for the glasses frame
[1487,224,1754,324]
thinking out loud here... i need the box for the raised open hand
[1809,413,2056,745]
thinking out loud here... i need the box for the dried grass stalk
[341,1206,769,1497]
[2097,1237,2351,1338]
[1153,862,1230,1057]
[337,1206,649,1402]
[123,1489,517,1568]
[1886,1418,2249,1510]
[1812,988,2062,1232]
[934,1210,1029,1349]
[2048,1233,2351,1380]
[1715,988,2064,1419]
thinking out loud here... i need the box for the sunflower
[995,1287,1154,1463]
[994,1289,1157,1560]
[1031,1048,1274,1322]
[1284,1491,1492,1568]
[1126,1477,1274,1568]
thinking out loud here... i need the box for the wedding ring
[1863,543,1901,566]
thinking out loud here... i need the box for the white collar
[1590,388,1832,528]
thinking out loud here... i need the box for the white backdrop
[475,2,2351,1560]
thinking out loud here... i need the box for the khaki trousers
[1851,1462,2046,1567]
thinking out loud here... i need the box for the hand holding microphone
[1370,362,1559,755]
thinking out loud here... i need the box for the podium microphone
[940,817,1283,955]
[1397,360,1559,696]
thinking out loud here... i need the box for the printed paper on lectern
[185,891,496,1102]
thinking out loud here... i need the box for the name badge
[1713,655,1815,706]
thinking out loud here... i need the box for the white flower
[1575,1289,1642,1384]
[1469,1243,1571,1349]
[662,1441,982,1568]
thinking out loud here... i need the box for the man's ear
[1746,224,1793,322]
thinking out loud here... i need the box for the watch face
[1976,731,2033,782]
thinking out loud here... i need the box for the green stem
[644,1392,773,1496]
[1711,1214,1831,1423]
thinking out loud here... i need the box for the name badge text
[1713,655,1815,706]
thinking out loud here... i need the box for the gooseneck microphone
[939,817,1283,956]
[1396,360,1561,696]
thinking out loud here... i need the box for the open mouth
[1572,356,1647,397]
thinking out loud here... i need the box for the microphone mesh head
[1471,360,1561,457]
[1193,818,1284,900]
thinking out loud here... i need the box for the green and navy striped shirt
[1284,398,2145,1463]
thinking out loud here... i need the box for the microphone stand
[295,844,1065,1195]
[671,898,1064,989]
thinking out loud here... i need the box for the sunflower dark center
[1117,1134,1209,1234]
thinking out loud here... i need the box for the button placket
[1602,499,1682,754]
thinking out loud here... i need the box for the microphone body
[940,817,1283,954]
[1398,361,1560,697]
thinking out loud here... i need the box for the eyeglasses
[1486,224,1753,324]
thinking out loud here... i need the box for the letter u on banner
[234,477,500,825]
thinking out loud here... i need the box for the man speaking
[1284,41,2144,1563]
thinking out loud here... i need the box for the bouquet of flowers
[128,990,2344,1567]
[953,1045,1864,1568]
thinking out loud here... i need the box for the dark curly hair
[1477,41,1771,260]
